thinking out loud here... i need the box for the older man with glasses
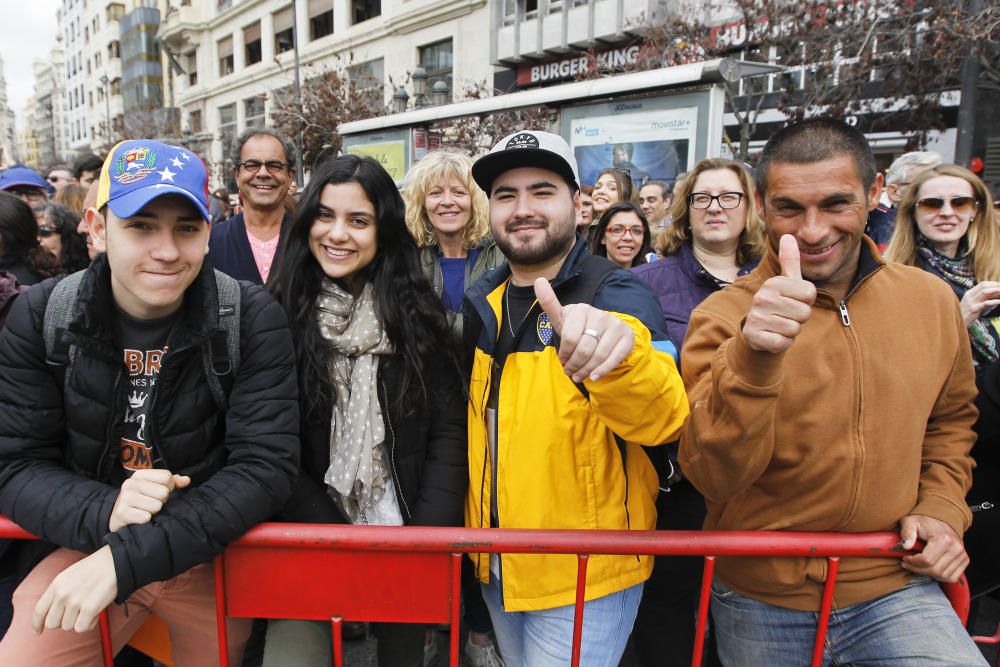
[208,128,297,285]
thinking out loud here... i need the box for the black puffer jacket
[0,256,299,603]
[279,357,467,528]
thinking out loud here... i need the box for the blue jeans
[481,575,642,666]
[710,575,987,666]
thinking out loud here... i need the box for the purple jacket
[632,244,756,354]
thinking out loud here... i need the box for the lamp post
[99,74,112,146]
[290,0,304,187]
[430,80,450,107]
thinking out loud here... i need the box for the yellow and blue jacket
[463,238,690,611]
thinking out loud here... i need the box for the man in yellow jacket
[681,118,985,665]
[464,130,689,665]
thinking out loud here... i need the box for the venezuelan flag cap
[96,140,211,222]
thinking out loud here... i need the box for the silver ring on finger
[583,328,601,341]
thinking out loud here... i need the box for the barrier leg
[571,554,589,667]
[450,553,462,667]
[811,557,839,667]
[98,609,114,667]
[215,555,230,667]
[331,617,344,667]
[692,556,715,667]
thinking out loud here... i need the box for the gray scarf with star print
[315,278,394,523]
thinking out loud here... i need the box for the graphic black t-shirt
[111,307,177,482]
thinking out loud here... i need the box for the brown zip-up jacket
[679,237,976,611]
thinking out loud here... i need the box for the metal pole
[290,0,305,187]
[953,0,981,167]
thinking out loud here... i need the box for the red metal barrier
[0,518,992,667]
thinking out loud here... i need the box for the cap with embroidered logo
[96,140,210,222]
[472,130,580,195]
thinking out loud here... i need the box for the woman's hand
[959,281,1000,328]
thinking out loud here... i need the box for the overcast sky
[1,0,62,126]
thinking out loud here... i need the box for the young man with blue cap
[0,140,299,663]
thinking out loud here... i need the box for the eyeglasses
[915,196,978,216]
[37,226,59,238]
[606,224,644,238]
[8,187,45,201]
[237,159,288,174]
[688,192,744,209]
[47,175,62,183]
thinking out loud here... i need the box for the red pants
[0,548,252,666]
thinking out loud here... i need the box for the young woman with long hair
[884,163,1000,367]
[587,167,636,243]
[264,154,467,667]
[588,201,652,270]
[0,192,60,284]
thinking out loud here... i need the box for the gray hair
[231,127,297,169]
[886,151,942,185]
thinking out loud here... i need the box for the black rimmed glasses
[915,196,978,216]
[688,192,744,209]
[605,224,644,238]
[237,159,289,174]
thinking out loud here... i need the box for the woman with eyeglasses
[588,201,651,270]
[263,155,466,667]
[0,192,59,286]
[884,164,1000,368]
[628,158,764,667]
[36,202,90,273]
[587,168,636,242]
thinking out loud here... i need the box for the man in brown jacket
[681,118,986,665]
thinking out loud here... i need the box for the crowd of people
[0,116,996,667]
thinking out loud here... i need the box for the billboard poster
[346,141,406,182]
[569,107,698,189]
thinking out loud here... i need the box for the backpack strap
[43,271,87,391]
[201,271,242,411]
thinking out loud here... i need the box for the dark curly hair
[39,203,90,273]
[0,193,60,281]
[268,154,459,419]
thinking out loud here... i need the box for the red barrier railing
[0,518,993,667]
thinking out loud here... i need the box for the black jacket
[0,256,299,602]
[208,213,288,285]
[279,357,467,528]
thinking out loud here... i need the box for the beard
[493,214,577,267]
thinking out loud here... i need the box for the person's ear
[86,207,107,243]
[868,173,884,212]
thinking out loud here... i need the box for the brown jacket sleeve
[678,306,786,503]
[910,302,977,535]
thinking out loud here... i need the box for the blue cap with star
[95,139,210,222]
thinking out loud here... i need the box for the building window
[108,40,120,59]
[219,103,238,190]
[88,91,93,107]
[244,22,262,66]
[309,0,334,39]
[274,6,294,54]
[348,58,384,107]
[419,39,452,98]
[106,2,124,21]
[188,109,202,133]
[218,36,234,77]
[111,78,121,95]
[351,0,379,25]
[187,51,198,86]
[245,96,266,128]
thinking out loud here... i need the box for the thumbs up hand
[534,277,635,383]
[742,235,817,354]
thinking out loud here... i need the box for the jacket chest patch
[536,313,553,346]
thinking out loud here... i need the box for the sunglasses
[915,196,978,215]
[8,188,45,200]
[47,175,63,183]
[37,226,59,238]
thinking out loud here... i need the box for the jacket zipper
[97,368,125,482]
[381,379,411,521]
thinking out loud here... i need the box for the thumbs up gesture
[534,277,635,383]
[742,235,817,354]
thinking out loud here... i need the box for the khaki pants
[0,547,252,666]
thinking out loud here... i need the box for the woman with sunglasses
[263,155,466,667]
[0,193,59,286]
[628,158,764,667]
[587,168,636,242]
[884,164,1000,368]
[588,201,651,270]
[36,202,90,273]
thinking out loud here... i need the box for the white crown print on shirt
[128,391,149,410]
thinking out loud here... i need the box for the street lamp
[412,66,428,108]
[431,80,450,107]
[99,74,112,145]
[391,87,410,114]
